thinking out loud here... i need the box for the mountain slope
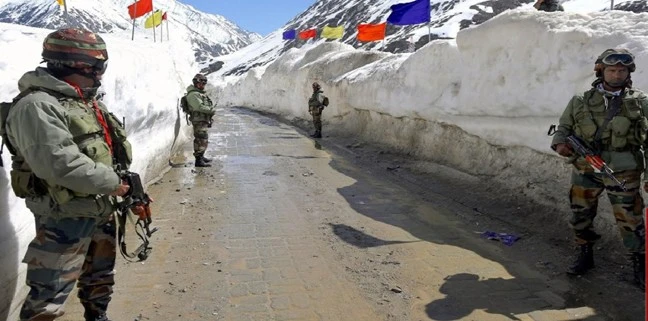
[0,0,261,71]
[212,0,645,77]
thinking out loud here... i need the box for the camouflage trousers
[310,109,322,132]
[20,216,117,321]
[569,169,645,253]
[192,121,209,157]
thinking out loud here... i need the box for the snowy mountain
[0,0,262,72]
[212,0,647,77]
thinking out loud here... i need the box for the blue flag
[282,29,296,40]
[387,0,430,25]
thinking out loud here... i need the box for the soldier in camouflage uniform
[534,0,564,12]
[308,82,327,138]
[185,73,215,167]
[2,29,132,321]
[551,48,647,289]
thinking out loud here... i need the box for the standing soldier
[308,82,328,138]
[1,28,133,321]
[551,49,647,289]
[184,73,215,167]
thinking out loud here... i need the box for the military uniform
[551,49,646,288]
[308,83,327,138]
[2,29,130,321]
[185,82,215,166]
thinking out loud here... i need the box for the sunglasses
[601,53,634,66]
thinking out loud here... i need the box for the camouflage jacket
[308,90,326,112]
[186,85,215,123]
[5,67,130,218]
[551,86,648,177]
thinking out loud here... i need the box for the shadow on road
[329,223,418,249]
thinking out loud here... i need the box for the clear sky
[181,0,316,36]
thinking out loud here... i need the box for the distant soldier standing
[184,73,215,167]
[550,49,646,289]
[308,82,328,138]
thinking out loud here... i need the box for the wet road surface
[56,107,642,321]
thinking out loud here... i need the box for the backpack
[0,90,36,167]
[0,88,62,167]
[180,95,189,113]
[322,96,329,107]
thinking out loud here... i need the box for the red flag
[127,0,153,19]
[162,12,167,20]
[357,23,387,42]
[298,29,317,40]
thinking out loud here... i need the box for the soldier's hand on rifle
[555,143,574,157]
[110,182,130,196]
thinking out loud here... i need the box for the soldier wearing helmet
[307,81,329,138]
[183,73,215,167]
[551,48,647,289]
[3,28,132,321]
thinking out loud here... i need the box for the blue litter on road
[481,231,520,246]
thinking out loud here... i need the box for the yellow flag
[321,25,344,39]
[56,0,65,6]
[144,10,163,29]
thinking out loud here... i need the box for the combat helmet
[42,28,108,76]
[193,73,207,86]
[594,48,636,77]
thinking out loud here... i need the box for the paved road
[56,107,638,321]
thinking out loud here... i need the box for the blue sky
[182,0,316,36]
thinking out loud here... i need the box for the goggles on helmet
[601,53,634,66]
[92,59,108,75]
[196,78,207,84]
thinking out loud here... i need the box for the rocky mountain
[212,0,644,77]
[0,0,262,72]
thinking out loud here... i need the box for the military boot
[195,156,211,167]
[84,312,111,321]
[566,243,594,275]
[631,253,645,290]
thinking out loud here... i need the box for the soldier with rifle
[0,28,155,321]
[550,48,647,290]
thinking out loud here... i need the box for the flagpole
[131,0,137,41]
[160,16,163,43]
[63,0,69,27]
[166,17,170,40]
[152,12,156,42]
[427,21,431,43]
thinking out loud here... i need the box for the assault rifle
[116,171,159,261]
[107,112,159,262]
[565,135,627,191]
